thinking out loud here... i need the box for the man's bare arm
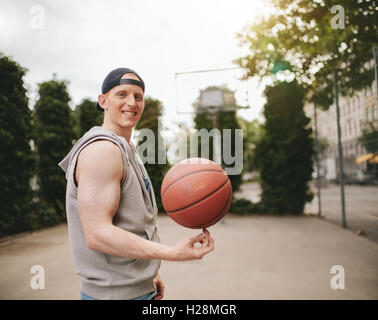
[76,140,214,261]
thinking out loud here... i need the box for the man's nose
[125,95,136,106]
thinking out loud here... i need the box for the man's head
[97,67,145,132]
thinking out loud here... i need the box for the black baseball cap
[96,67,145,112]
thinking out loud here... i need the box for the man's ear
[98,94,106,110]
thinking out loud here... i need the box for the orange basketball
[161,158,232,229]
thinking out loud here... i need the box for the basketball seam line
[190,189,232,228]
[165,178,229,214]
[161,169,224,199]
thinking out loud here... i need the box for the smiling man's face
[99,73,145,133]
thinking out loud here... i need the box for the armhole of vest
[70,136,129,189]
[108,134,130,186]
[119,145,129,186]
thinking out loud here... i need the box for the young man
[58,68,214,300]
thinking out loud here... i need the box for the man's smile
[121,110,138,117]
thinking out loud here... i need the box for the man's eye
[135,95,143,101]
[118,93,126,97]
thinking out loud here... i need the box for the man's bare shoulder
[77,140,123,182]
[80,139,121,159]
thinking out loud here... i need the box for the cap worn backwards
[96,67,145,112]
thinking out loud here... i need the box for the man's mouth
[121,111,137,116]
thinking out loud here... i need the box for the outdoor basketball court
[1,215,377,300]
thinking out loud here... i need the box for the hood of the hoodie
[58,129,93,180]
[58,126,125,180]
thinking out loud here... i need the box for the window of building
[366,107,371,122]
[373,104,377,120]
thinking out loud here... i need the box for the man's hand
[153,273,164,300]
[169,228,214,261]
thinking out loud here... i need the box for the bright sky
[1,0,275,133]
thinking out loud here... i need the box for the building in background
[305,79,377,182]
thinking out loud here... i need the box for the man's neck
[102,121,132,143]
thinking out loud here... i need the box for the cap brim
[96,102,104,112]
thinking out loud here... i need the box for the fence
[309,137,378,244]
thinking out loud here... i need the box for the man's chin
[120,120,137,129]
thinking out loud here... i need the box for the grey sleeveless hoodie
[58,126,161,300]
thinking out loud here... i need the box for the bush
[229,198,262,215]
[33,80,75,222]
[0,53,35,237]
[29,199,63,231]
[253,81,314,214]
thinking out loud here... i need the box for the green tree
[0,53,35,236]
[193,112,215,159]
[193,87,244,192]
[253,81,314,214]
[236,0,378,108]
[218,110,243,192]
[75,98,103,137]
[359,123,378,153]
[237,118,265,173]
[135,97,169,212]
[316,136,330,159]
[234,1,377,214]
[33,79,75,226]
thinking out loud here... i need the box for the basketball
[161,158,232,229]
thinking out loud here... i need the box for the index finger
[190,232,206,245]
[197,233,214,256]
[202,228,211,235]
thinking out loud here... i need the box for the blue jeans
[80,290,157,300]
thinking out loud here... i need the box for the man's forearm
[87,224,175,261]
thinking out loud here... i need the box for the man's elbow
[84,225,113,252]
[84,230,101,251]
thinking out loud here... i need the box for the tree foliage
[218,110,243,192]
[33,79,75,225]
[359,122,378,153]
[135,97,169,212]
[253,81,314,214]
[0,53,35,236]
[237,117,265,173]
[193,89,244,192]
[75,98,103,137]
[236,0,378,108]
